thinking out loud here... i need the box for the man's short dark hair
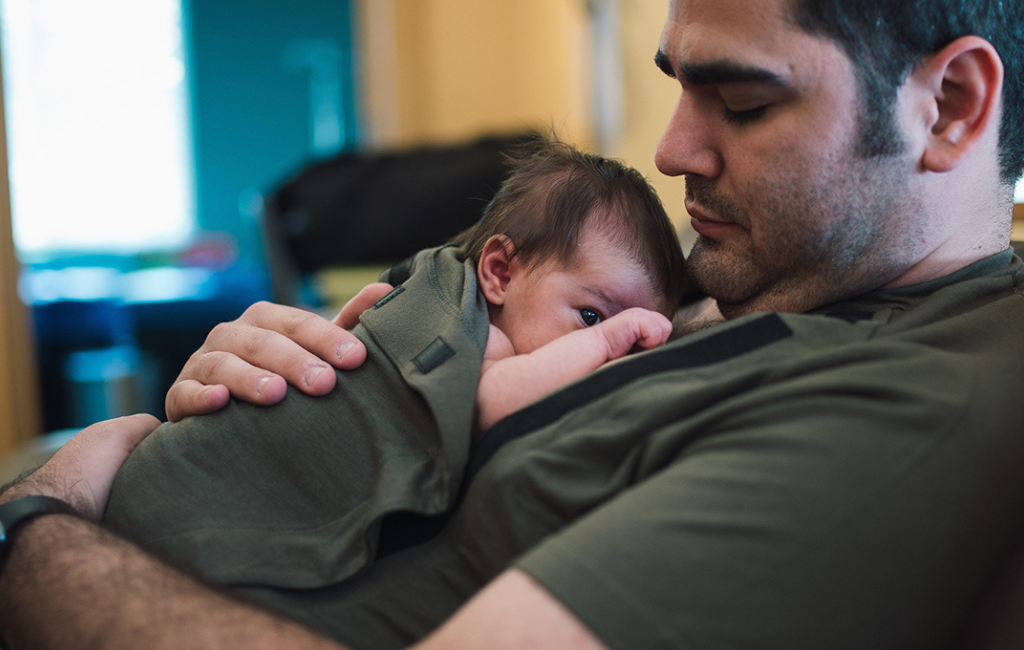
[791,0,1024,185]
[451,136,689,309]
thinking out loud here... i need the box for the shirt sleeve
[105,246,490,591]
[514,347,1024,650]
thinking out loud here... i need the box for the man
[1,1,1022,648]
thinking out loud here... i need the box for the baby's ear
[477,235,516,305]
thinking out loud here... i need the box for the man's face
[656,0,925,318]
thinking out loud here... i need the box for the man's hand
[0,413,347,650]
[1,414,160,521]
[165,284,394,422]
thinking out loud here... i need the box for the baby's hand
[473,308,672,436]
[592,307,673,362]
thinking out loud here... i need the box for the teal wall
[184,0,359,261]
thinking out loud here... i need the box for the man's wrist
[0,464,89,515]
[0,496,81,573]
[0,467,41,504]
[0,472,58,507]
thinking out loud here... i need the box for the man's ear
[477,235,516,306]
[911,36,1004,173]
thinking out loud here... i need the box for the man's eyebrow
[654,50,788,87]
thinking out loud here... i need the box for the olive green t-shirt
[109,249,1024,650]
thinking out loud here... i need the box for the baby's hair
[452,136,688,310]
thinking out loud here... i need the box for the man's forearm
[0,514,345,650]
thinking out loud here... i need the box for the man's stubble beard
[686,149,924,319]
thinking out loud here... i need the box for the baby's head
[452,137,687,353]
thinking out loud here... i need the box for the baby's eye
[578,308,602,327]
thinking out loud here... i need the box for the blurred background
[0,0,1021,461]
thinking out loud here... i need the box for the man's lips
[686,202,741,238]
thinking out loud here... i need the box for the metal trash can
[65,345,142,428]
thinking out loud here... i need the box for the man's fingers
[166,295,382,420]
[6,414,163,521]
[167,302,369,420]
[164,380,232,422]
[335,283,395,330]
[219,302,364,370]
[85,413,163,458]
[166,347,299,422]
[68,414,162,520]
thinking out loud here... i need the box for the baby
[104,137,688,596]
[391,137,688,433]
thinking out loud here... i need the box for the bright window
[1,0,194,256]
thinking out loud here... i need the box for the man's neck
[884,204,1011,289]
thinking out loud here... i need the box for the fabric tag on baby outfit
[373,285,406,309]
[413,337,456,374]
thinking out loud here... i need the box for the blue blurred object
[65,345,143,428]
[25,263,270,430]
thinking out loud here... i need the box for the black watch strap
[0,495,79,571]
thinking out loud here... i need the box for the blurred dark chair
[261,132,539,305]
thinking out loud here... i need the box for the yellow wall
[361,0,591,147]
[399,0,590,145]
[608,0,690,245]
[0,2,692,452]
[0,61,42,454]
[357,0,690,236]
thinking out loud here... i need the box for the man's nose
[655,95,723,180]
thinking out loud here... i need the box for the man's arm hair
[0,514,609,650]
[0,400,609,650]
[0,514,346,650]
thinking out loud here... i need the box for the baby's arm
[474,308,672,435]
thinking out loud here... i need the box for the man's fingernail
[337,340,356,361]
[304,364,326,387]
[256,376,273,396]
